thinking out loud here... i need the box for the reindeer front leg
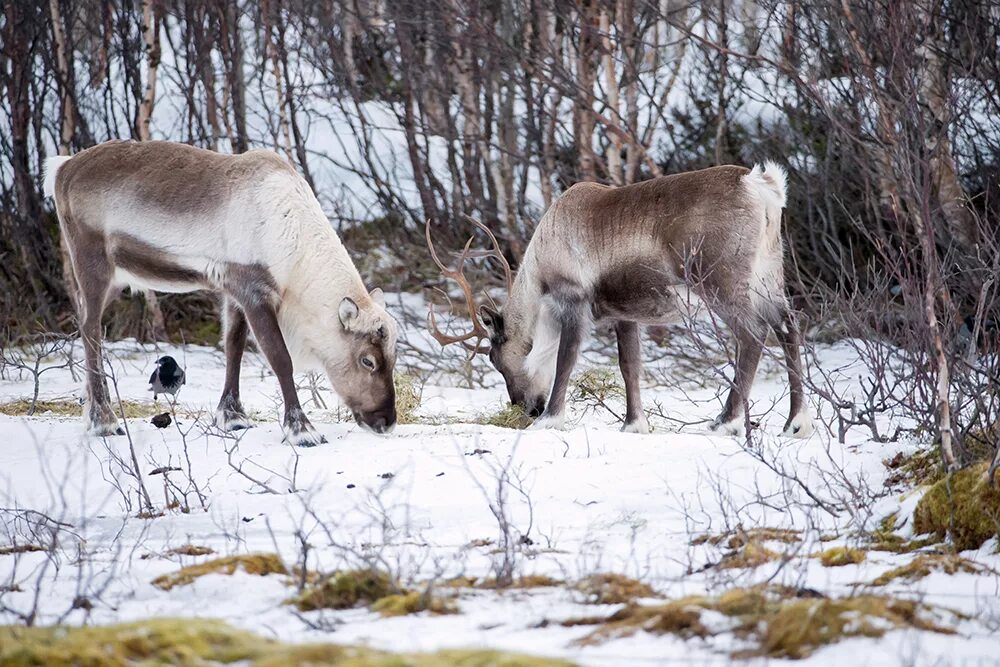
[615,321,649,434]
[240,301,326,447]
[531,303,585,430]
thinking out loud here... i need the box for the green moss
[574,573,658,605]
[152,553,287,591]
[870,513,940,553]
[371,591,458,617]
[475,404,533,429]
[817,546,866,567]
[913,463,1000,551]
[871,554,993,585]
[394,373,422,425]
[0,618,576,666]
[290,569,396,611]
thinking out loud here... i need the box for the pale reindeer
[44,140,398,445]
[427,162,813,438]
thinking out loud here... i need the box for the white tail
[43,156,72,199]
[746,159,788,210]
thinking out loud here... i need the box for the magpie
[149,356,185,400]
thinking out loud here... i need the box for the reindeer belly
[107,232,216,294]
[592,263,682,324]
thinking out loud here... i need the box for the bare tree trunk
[136,0,168,342]
[262,0,294,161]
[218,2,249,153]
[601,8,623,185]
[621,0,640,185]
[48,0,81,310]
[713,0,729,166]
[574,2,599,182]
[918,11,977,250]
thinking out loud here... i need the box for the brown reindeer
[45,141,398,445]
[426,162,812,437]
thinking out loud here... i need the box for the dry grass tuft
[477,574,564,590]
[572,368,624,402]
[718,542,781,570]
[574,573,658,605]
[0,618,575,666]
[475,404,533,429]
[165,544,215,557]
[152,553,287,591]
[0,398,171,420]
[290,569,396,611]
[371,591,458,617]
[817,546,867,567]
[871,554,994,585]
[394,373,422,424]
[564,586,961,658]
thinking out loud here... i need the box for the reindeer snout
[356,403,396,434]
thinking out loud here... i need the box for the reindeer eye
[361,356,376,371]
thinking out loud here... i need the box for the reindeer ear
[339,297,359,329]
[479,305,502,336]
[369,287,385,307]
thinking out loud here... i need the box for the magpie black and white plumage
[149,356,185,400]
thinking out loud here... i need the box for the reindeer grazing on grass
[45,140,397,445]
[427,162,812,438]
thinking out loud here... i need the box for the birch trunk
[136,0,168,342]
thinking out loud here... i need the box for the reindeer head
[331,288,398,433]
[425,220,545,417]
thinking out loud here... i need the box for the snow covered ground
[1,297,998,665]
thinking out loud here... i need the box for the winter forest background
[3,0,999,464]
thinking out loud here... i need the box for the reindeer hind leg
[72,236,122,436]
[215,298,252,431]
[770,304,814,438]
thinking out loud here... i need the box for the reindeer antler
[425,218,513,354]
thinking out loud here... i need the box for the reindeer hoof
[215,408,252,432]
[529,413,566,431]
[621,417,650,434]
[283,429,327,448]
[89,422,125,437]
[709,415,745,437]
[781,408,814,438]
[282,409,325,447]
